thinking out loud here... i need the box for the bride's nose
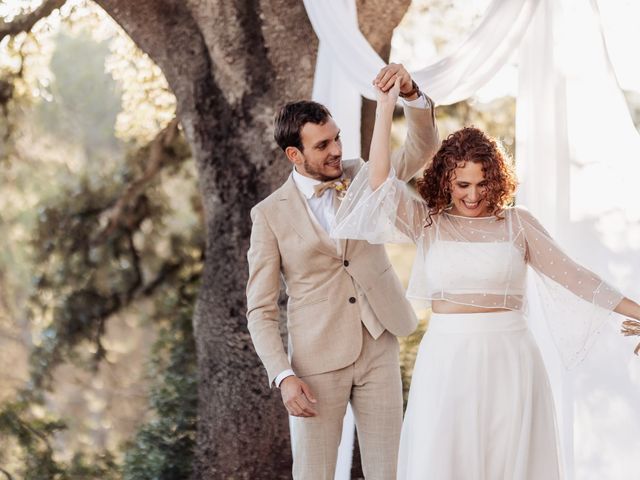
[466,187,480,201]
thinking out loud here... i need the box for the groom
[246,63,439,479]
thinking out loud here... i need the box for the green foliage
[27,129,194,387]
[122,287,199,480]
[0,399,66,479]
[0,147,201,475]
[37,31,123,153]
[0,397,118,480]
[0,7,201,477]
[0,136,200,478]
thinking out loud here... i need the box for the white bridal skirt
[397,311,563,480]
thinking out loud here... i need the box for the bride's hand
[374,76,401,107]
[374,62,413,94]
[620,319,640,355]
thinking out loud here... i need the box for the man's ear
[285,146,302,166]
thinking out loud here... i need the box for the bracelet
[399,80,421,99]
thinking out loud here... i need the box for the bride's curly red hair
[416,127,517,225]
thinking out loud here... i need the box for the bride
[331,78,640,479]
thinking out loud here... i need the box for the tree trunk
[91,0,409,477]
[94,1,317,477]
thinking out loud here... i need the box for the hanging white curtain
[304,0,540,104]
[304,0,540,159]
[517,1,640,479]
[303,0,640,478]
[310,0,363,159]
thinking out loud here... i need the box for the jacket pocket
[365,264,394,293]
[288,296,329,313]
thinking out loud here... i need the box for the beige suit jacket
[246,103,439,386]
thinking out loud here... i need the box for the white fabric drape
[303,0,640,478]
[517,1,640,479]
[304,0,540,105]
[304,0,540,159]
[311,0,363,159]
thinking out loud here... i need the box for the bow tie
[313,177,351,199]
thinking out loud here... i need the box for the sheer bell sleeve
[331,162,427,244]
[514,206,624,368]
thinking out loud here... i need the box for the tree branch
[0,327,22,343]
[141,261,183,297]
[14,413,55,454]
[0,0,66,41]
[97,117,182,240]
[125,231,143,303]
[90,244,195,363]
[0,467,14,480]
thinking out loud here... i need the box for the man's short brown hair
[274,101,332,152]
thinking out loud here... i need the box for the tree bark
[94,1,316,477]
[0,0,66,39]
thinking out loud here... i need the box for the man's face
[287,118,343,181]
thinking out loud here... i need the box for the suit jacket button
[343,260,350,267]
[349,297,356,304]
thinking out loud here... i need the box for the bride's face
[449,161,490,217]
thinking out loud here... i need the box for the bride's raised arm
[331,79,431,244]
[368,78,401,189]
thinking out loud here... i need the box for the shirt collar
[292,167,322,200]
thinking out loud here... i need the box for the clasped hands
[374,62,417,105]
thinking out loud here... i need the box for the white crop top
[423,240,527,299]
[331,165,623,368]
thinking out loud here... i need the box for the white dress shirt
[292,169,339,233]
[275,94,429,388]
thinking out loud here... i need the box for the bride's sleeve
[330,162,427,244]
[514,206,624,368]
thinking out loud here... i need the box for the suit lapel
[279,175,341,259]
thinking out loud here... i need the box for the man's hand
[373,63,414,97]
[280,376,318,417]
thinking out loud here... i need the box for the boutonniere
[334,178,351,200]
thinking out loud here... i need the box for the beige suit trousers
[290,326,403,480]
